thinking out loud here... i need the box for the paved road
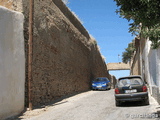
[18,89,159,120]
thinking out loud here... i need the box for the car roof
[118,75,142,80]
[94,77,109,80]
[96,77,108,78]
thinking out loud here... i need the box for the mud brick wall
[1,0,110,107]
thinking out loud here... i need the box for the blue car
[92,77,111,90]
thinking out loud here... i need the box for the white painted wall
[142,39,152,93]
[142,38,160,101]
[149,50,157,85]
[156,47,160,87]
[0,6,25,119]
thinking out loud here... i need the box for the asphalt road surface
[17,89,159,120]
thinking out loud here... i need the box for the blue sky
[66,0,134,78]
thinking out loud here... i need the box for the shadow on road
[91,89,111,91]
[6,90,89,120]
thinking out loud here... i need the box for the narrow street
[16,89,159,120]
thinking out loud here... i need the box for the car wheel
[116,100,121,106]
[107,85,111,90]
[144,98,149,105]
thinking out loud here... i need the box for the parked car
[92,77,111,90]
[114,75,149,106]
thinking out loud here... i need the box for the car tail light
[115,88,120,94]
[143,86,147,92]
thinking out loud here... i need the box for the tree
[114,0,160,48]
[122,41,135,63]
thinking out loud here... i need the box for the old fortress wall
[0,0,110,107]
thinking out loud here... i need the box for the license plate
[97,86,102,88]
[125,89,137,93]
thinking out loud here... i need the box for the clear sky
[66,0,134,78]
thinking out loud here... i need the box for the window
[118,78,143,86]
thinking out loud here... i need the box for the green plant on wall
[62,0,69,5]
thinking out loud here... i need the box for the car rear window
[118,78,143,86]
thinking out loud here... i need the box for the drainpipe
[28,0,34,110]
[139,23,143,77]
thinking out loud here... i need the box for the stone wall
[2,0,110,107]
[0,0,23,12]
[53,0,90,39]
[110,75,117,88]
[130,49,141,75]
[30,0,109,106]
[107,62,130,70]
